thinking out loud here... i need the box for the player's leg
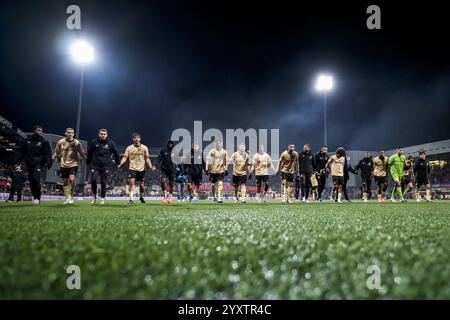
[336,178,343,202]
[90,168,99,204]
[263,177,269,202]
[362,180,368,201]
[160,171,168,203]
[366,178,372,200]
[217,173,224,203]
[281,174,287,202]
[256,176,262,202]
[233,176,240,203]
[99,169,108,204]
[310,174,319,201]
[425,182,432,201]
[240,176,247,203]
[68,168,77,203]
[167,173,175,204]
[317,174,326,201]
[287,174,294,202]
[128,172,136,204]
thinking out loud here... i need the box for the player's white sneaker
[426,197,432,202]
[91,197,97,204]
[390,198,397,203]
[234,198,239,204]
[32,199,40,205]
[63,199,71,205]
[337,199,342,203]
[257,198,262,203]
[301,197,306,203]
[100,198,105,205]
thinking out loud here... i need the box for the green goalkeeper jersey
[389,154,406,176]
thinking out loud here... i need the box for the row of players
[13,125,432,205]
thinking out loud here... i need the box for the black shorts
[61,166,78,179]
[209,172,225,183]
[128,170,145,182]
[416,176,429,188]
[232,175,247,187]
[256,175,269,185]
[188,173,202,186]
[374,176,387,186]
[332,175,344,186]
[281,172,294,182]
[161,169,175,183]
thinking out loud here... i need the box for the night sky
[1,0,449,151]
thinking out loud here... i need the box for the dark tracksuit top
[156,141,176,173]
[299,151,315,176]
[183,149,206,177]
[23,134,52,169]
[314,152,329,173]
[414,159,430,180]
[86,138,120,169]
[355,157,374,179]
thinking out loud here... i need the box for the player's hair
[419,149,426,155]
[65,127,74,133]
[32,125,42,131]
[304,143,310,148]
[397,146,403,150]
[132,132,141,139]
[322,145,328,148]
[99,128,108,133]
[336,147,346,157]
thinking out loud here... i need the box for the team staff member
[156,140,177,204]
[22,125,52,205]
[86,128,120,205]
[314,146,329,202]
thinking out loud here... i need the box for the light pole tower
[69,40,95,140]
[315,74,333,146]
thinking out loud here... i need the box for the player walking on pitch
[52,128,85,205]
[118,133,155,204]
[314,146,329,202]
[21,125,53,205]
[86,129,120,205]
[156,140,177,204]
[373,150,389,203]
[206,140,228,203]
[183,143,206,202]
[277,144,299,203]
[401,155,414,200]
[230,143,251,203]
[326,147,346,203]
[389,147,407,202]
[414,150,432,202]
[354,152,374,202]
[251,145,273,203]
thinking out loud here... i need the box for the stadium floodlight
[70,40,95,65]
[69,40,95,140]
[315,74,334,146]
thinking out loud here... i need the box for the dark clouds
[1,0,449,151]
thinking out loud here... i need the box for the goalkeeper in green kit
[388,147,407,202]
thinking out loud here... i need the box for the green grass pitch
[0,200,449,299]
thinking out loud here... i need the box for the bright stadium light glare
[315,74,333,92]
[70,40,95,64]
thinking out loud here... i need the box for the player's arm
[110,141,120,165]
[52,141,61,160]
[86,140,94,166]
[205,150,213,173]
[144,148,155,170]
[118,147,128,168]
[43,140,53,169]
[77,142,86,160]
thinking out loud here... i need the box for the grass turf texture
[0,200,449,299]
